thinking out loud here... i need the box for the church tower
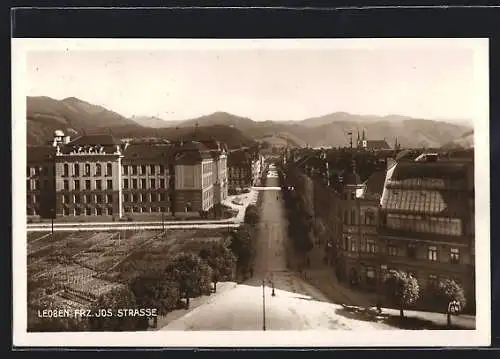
[361,129,367,149]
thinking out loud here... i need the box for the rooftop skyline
[25,39,482,125]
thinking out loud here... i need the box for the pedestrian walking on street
[250,267,254,278]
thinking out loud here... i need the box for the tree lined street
[161,173,391,331]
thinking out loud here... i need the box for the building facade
[27,146,56,218]
[53,133,123,219]
[334,162,384,289]
[378,156,475,312]
[121,143,172,217]
[26,131,230,221]
[283,147,475,313]
[227,148,263,193]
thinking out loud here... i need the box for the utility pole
[262,279,266,331]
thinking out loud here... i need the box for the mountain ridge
[26,96,473,149]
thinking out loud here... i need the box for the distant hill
[295,116,472,149]
[26,96,473,149]
[184,110,471,149]
[299,112,415,128]
[178,111,256,130]
[441,130,474,149]
[27,96,141,145]
[129,115,181,128]
[26,97,255,148]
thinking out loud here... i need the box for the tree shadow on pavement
[334,304,473,330]
[241,272,331,303]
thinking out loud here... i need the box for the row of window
[124,206,170,214]
[62,163,113,177]
[124,192,168,203]
[27,206,113,216]
[364,266,461,287]
[344,237,462,264]
[27,166,52,177]
[229,168,249,174]
[122,164,166,176]
[123,178,167,189]
[27,179,51,191]
[61,179,114,191]
[58,178,170,191]
[29,192,170,205]
[62,193,114,204]
[342,208,376,225]
[386,214,463,236]
[64,207,113,216]
[61,163,169,177]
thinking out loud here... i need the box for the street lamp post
[262,279,266,331]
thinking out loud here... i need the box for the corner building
[379,156,475,312]
[53,134,123,219]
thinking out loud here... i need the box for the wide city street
[161,172,391,331]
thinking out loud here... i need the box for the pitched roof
[122,143,173,161]
[364,170,386,197]
[175,150,212,163]
[68,134,121,146]
[381,188,467,216]
[392,161,469,181]
[380,161,471,216]
[173,140,213,163]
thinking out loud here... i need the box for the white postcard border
[12,38,491,347]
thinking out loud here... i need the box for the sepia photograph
[12,38,490,347]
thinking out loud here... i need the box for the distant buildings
[27,130,230,220]
[356,129,391,151]
[227,148,264,193]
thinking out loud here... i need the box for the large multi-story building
[378,153,475,311]
[121,142,172,216]
[26,131,230,220]
[52,133,123,218]
[335,161,385,289]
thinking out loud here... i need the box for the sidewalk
[154,281,238,330]
[302,268,374,308]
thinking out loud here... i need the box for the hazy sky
[26,45,476,123]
